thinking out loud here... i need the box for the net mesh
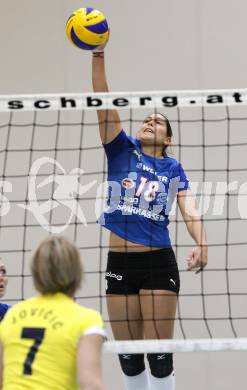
[0,90,247,352]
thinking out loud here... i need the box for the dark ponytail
[157,113,173,156]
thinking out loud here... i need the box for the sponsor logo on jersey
[117,204,165,221]
[136,162,143,169]
[133,149,142,161]
[142,164,168,183]
[121,178,135,189]
[156,192,168,205]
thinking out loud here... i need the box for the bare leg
[107,294,149,390]
[106,294,143,340]
[140,289,177,339]
[140,289,177,390]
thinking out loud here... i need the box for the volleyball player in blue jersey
[91,42,208,390]
[0,261,9,321]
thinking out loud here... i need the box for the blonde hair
[31,236,83,296]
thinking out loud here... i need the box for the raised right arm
[92,51,122,144]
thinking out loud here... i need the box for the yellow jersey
[0,292,106,390]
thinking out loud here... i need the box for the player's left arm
[177,189,208,273]
[77,333,104,390]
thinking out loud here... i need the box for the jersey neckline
[133,137,169,161]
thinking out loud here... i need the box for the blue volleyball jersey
[0,303,10,321]
[98,130,190,247]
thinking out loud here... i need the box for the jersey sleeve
[103,130,129,161]
[171,163,190,193]
[80,309,106,339]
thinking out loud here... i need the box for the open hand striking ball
[66,7,109,50]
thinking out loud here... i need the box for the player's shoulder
[80,303,104,321]
[103,130,138,162]
[74,302,102,320]
[76,305,105,337]
[105,129,136,148]
[164,156,181,170]
[128,133,140,148]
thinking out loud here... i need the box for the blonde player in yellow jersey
[0,236,106,390]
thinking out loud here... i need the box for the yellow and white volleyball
[66,8,109,50]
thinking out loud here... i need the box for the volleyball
[66,8,109,50]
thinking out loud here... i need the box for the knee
[118,354,145,376]
[147,353,173,378]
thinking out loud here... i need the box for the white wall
[1,0,247,94]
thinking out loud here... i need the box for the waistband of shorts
[108,247,174,261]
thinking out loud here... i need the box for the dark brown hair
[157,113,173,156]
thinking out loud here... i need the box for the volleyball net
[0,89,247,353]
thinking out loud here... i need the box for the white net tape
[104,338,247,354]
[0,89,247,111]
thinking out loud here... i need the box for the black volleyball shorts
[105,248,180,295]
